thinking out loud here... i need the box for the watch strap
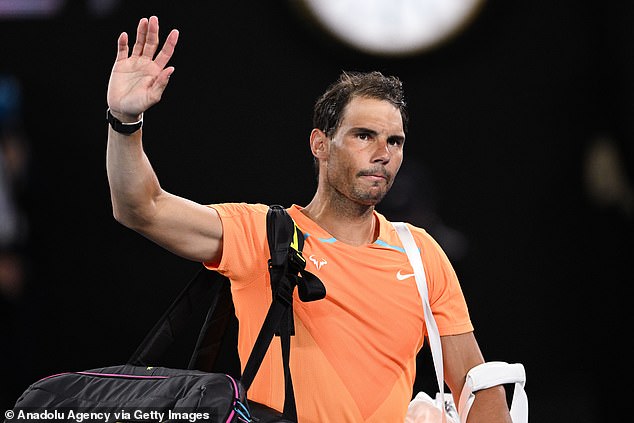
[106,108,143,134]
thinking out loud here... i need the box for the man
[106,16,512,423]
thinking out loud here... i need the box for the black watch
[106,108,143,134]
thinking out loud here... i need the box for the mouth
[361,174,387,182]
[358,169,389,182]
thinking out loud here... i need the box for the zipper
[35,371,170,384]
[75,371,169,379]
[225,374,251,422]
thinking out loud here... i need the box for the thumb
[155,66,175,90]
[148,66,175,104]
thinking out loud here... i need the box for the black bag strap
[187,276,239,374]
[240,206,297,388]
[241,205,325,420]
[128,268,231,367]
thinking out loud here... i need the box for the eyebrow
[348,127,373,136]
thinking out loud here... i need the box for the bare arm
[442,332,512,423]
[106,16,222,264]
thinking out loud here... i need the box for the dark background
[1,1,633,422]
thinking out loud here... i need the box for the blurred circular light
[297,0,485,56]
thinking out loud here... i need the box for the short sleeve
[203,203,269,287]
[416,229,474,336]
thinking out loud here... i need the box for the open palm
[107,16,179,120]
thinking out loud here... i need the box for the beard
[350,177,393,204]
[326,166,394,206]
[354,166,395,203]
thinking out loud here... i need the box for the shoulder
[205,203,271,280]
[206,203,270,240]
[207,202,269,218]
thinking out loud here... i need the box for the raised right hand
[107,16,179,121]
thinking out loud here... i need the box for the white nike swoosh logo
[396,270,415,280]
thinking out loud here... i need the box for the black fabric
[9,365,245,422]
[296,269,327,302]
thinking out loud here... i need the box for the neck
[302,189,378,247]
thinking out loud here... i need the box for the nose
[372,138,391,164]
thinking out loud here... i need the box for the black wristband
[106,108,143,134]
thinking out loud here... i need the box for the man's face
[323,96,405,206]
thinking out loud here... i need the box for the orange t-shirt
[205,203,472,423]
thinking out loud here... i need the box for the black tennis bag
[6,206,326,423]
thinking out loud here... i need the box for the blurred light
[0,0,121,18]
[297,0,485,56]
[88,0,119,17]
[0,0,64,18]
[0,74,21,128]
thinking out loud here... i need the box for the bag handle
[458,362,528,423]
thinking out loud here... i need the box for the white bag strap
[458,361,528,423]
[393,222,528,423]
[392,223,447,416]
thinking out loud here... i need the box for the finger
[154,29,179,70]
[115,32,129,62]
[142,15,160,59]
[131,17,148,57]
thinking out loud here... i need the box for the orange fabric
[204,203,473,423]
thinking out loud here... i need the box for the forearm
[106,126,162,229]
[442,333,512,423]
[466,385,512,423]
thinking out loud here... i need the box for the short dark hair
[313,71,408,138]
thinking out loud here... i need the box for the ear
[310,129,329,160]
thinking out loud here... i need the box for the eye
[357,132,371,141]
[388,137,405,147]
